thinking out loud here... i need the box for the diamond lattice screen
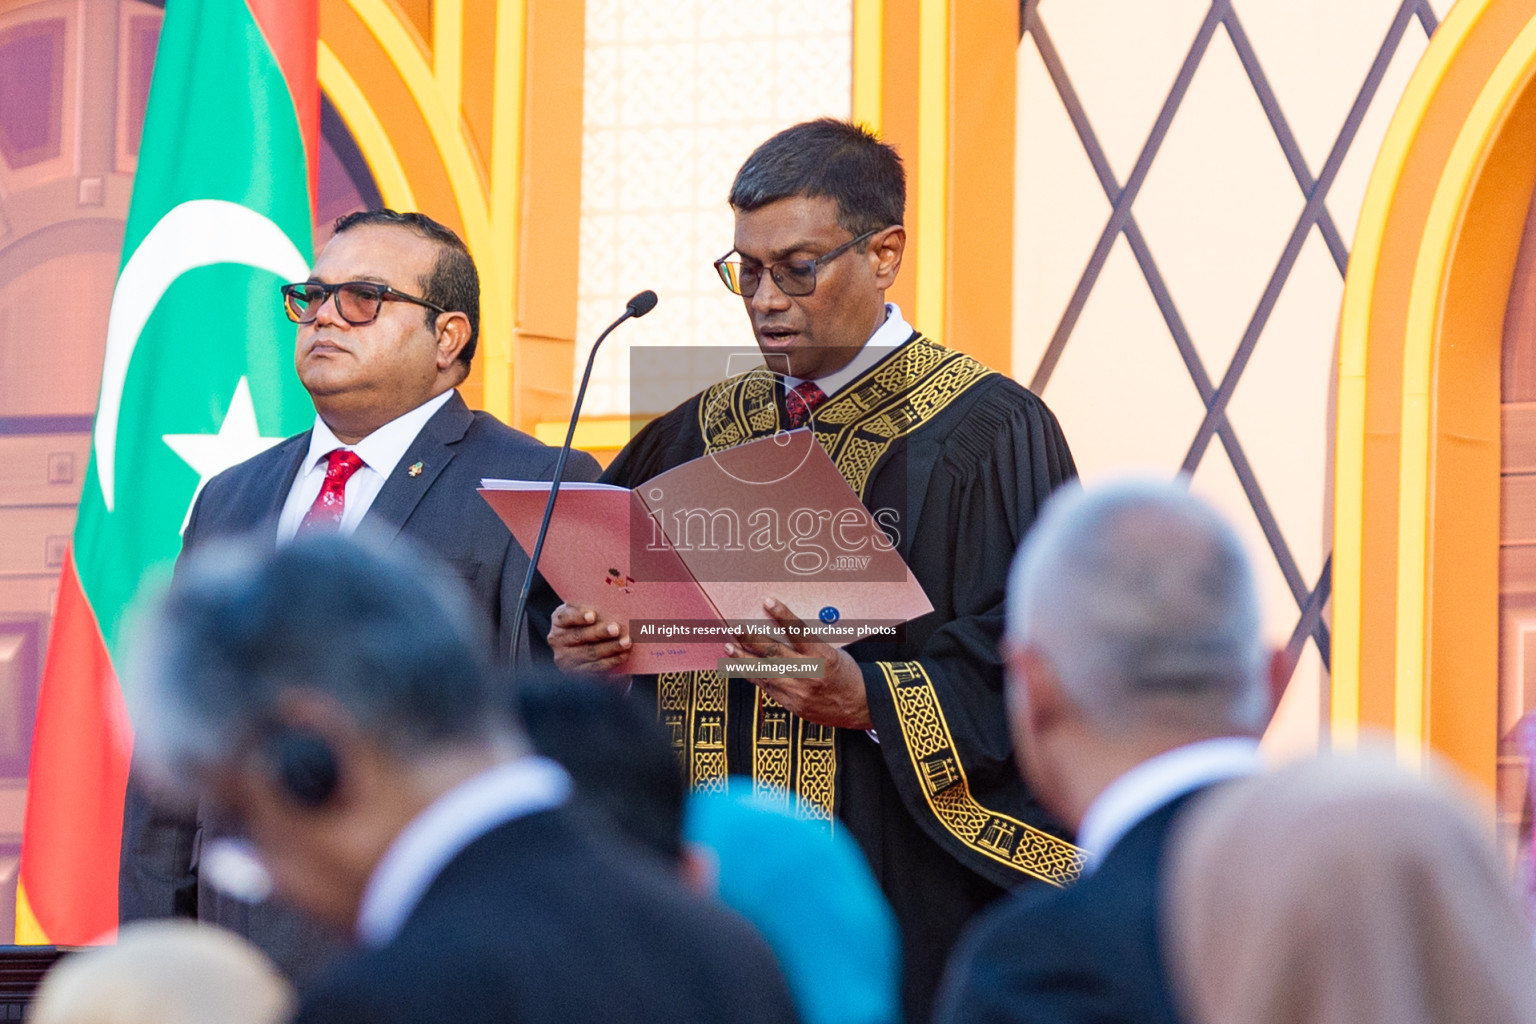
[1016,0,1445,751]
[578,0,852,418]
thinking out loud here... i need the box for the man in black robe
[550,118,1084,1023]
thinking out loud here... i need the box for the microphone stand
[507,289,658,666]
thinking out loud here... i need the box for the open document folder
[480,429,933,673]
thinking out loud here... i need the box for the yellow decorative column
[854,0,1017,373]
[317,0,584,429]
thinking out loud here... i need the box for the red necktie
[297,449,365,535]
[785,381,828,429]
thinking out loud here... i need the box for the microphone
[626,289,658,318]
[508,290,658,664]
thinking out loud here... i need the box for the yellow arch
[1394,13,1536,758]
[1335,0,1536,787]
[345,0,491,246]
[322,0,524,417]
[1332,0,1488,747]
[318,41,417,211]
[853,0,884,132]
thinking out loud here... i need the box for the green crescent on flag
[19,0,318,944]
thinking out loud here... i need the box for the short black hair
[728,118,905,236]
[516,672,685,864]
[333,209,481,370]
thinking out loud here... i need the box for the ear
[1006,643,1068,742]
[265,726,340,808]
[434,312,472,373]
[264,693,357,812]
[869,224,905,290]
[1265,647,1294,720]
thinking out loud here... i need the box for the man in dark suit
[126,537,800,1024]
[932,480,1286,1024]
[120,209,599,977]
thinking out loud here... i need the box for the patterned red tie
[297,449,365,535]
[785,381,828,429]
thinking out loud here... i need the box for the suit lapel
[353,392,472,548]
[1089,786,1211,885]
[255,433,311,546]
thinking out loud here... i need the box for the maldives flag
[17,0,318,944]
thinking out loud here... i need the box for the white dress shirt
[1075,736,1263,875]
[354,755,572,948]
[276,389,456,542]
[784,302,914,397]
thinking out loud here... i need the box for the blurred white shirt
[355,755,571,948]
[1076,736,1262,875]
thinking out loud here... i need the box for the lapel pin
[407,461,424,477]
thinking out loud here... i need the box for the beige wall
[1014,0,1450,756]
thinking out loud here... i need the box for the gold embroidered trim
[753,690,792,798]
[698,368,779,453]
[746,688,839,821]
[659,669,729,794]
[796,719,836,822]
[669,336,996,821]
[880,660,1087,885]
[695,336,995,500]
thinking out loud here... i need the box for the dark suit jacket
[119,392,600,980]
[293,805,801,1024]
[930,792,1207,1024]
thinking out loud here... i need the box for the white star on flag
[163,376,288,532]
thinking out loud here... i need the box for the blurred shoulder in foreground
[1165,752,1536,1024]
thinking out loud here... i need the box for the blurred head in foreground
[1164,753,1536,1024]
[125,536,523,934]
[1004,478,1283,830]
[686,782,902,1024]
[29,921,292,1024]
[517,670,686,865]
[517,680,902,1024]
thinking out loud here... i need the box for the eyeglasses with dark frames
[279,280,449,326]
[713,228,880,298]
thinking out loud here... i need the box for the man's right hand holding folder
[549,605,632,677]
[551,594,876,730]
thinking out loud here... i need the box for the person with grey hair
[931,478,1285,1024]
[128,536,799,1024]
[548,116,1079,1024]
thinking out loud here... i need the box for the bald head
[1007,479,1269,735]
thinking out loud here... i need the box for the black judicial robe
[603,334,1087,1023]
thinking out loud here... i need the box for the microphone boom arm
[507,289,658,666]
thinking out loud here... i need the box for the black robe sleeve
[859,378,1084,889]
[599,400,698,489]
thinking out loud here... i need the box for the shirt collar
[355,755,571,947]
[1076,736,1262,874]
[784,302,913,398]
[304,389,456,478]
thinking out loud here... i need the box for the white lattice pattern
[579,0,852,417]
